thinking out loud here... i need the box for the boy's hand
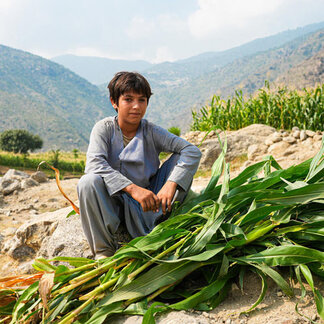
[123,184,160,212]
[157,181,177,215]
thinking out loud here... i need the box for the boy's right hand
[123,184,160,213]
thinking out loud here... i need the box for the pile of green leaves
[1,138,324,324]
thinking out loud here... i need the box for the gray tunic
[78,116,201,256]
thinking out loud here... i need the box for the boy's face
[111,91,148,127]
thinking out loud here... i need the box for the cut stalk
[69,259,117,285]
[58,296,96,324]
[147,283,174,302]
[79,276,119,300]
[56,262,97,276]
[128,231,197,281]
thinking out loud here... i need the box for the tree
[0,129,43,154]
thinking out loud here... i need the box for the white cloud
[188,0,283,38]
[126,16,155,39]
[152,46,175,63]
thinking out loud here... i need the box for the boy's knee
[77,174,104,193]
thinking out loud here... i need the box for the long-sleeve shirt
[85,116,202,196]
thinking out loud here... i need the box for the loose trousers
[77,154,188,256]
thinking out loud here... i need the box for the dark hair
[108,72,153,107]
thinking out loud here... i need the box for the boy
[77,72,201,259]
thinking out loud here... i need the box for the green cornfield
[191,82,324,132]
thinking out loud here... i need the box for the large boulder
[198,124,275,169]
[31,171,48,183]
[2,206,91,262]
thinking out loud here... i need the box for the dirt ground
[0,166,323,323]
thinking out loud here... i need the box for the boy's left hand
[157,181,177,215]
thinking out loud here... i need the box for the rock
[199,124,275,169]
[1,179,21,195]
[306,130,316,137]
[292,126,300,131]
[2,169,29,181]
[247,144,268,161]
[3,208,66,260]
[268,142,291,157]
[37,212,92,259]
[0,194,4,207]
[31,171,48,183]
[265,138,273,146]
[21,178,39,189]
[269,132,283,143]
[282,136,296,144]
[292,130,300,139]
[313,134,323,141]
[5,210,11,217]
[300,130,307,141]
[277,291,283,297]
[2,206,91,262]
[281,131,288,137]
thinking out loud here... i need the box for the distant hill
[145,29,324,130]
[144,21,324,87]
[0,45,115,151]
[52,55,152,85]
[276,48,324,88]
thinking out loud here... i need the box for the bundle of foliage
[1,138,324,323]
[191,82,324,132]
[167,127,181,136]
[0,129,43,154]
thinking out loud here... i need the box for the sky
[0,0,324,63]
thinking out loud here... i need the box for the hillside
[276,48,324,88]
[146,29,324,130]
[144,21,324,87]
[0,45,115,151]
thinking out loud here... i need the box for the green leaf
[98,261,203,307]
[235,245,324,266]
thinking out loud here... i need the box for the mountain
[51,21,324,89]
[145,29,324,130]
[0,45,115,151]
[52,55,152,85]
[275,48,324,88]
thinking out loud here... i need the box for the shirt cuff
[167,165,193,192]
[103,174,133,196]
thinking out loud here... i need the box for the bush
[168,126,181,136]
[0,129,43,154]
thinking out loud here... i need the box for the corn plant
[1,138,324,323]
[191,83,324,131]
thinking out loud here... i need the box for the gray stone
[282,136,296,144]
[2,169,29,181]
[31,171,48,183]
[313,134,323,142]
[1,179,21,195]
[300,130,307,141]
[268,142,290,157]
[4,209,65,260]
[264,138,273,146]
[37,212,92,259]
[292,126,300,131]
[199,124,275,169]
[268,132,282,143]
[247,144,268,161]
[292,130,300,139]
[21,178,39,189]
[305,130,316,137]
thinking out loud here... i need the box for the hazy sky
[0,0,324,63]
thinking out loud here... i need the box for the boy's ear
[110,97,118,110]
